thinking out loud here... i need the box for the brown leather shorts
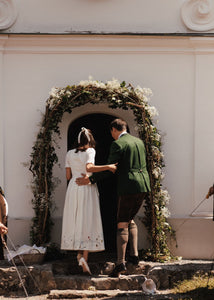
[117,192,147,222]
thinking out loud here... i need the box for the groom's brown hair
[110,119,127,132]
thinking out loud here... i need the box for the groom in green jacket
[76,118,151,277]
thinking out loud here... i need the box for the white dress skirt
[61,147,105,251]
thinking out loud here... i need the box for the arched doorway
[67,113,118,251]
[30,81,173,261]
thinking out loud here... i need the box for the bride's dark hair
[75,128,96,153]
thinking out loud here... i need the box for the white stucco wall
[1,0,214,34]
[1,34,214,258]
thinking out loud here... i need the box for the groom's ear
[110,128,116,139]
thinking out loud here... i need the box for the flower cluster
[29,78,174,260]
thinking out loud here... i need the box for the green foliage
[29,79,174,260]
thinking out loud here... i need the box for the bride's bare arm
[86,163,117,173]
[66,167,72,181]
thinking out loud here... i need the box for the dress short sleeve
[86,148,95,164]
[65,151,70,168]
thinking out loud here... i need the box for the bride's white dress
[61,147,105,251]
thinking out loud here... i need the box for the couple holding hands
[61,118,151,277]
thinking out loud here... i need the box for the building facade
[1,0,214,258]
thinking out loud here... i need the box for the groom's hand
[76,173,90,185]
[206,186,214,198]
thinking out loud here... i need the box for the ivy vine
[29,78,174,261]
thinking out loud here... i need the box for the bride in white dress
[61,127,117,274]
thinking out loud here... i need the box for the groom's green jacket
[90,133,151,195]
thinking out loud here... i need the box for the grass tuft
[172,272,214,300]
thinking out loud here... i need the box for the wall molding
[1,34,214,55]
[181,0,214,31]
[0,0,17,30]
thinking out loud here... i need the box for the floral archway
[29,78,174,261]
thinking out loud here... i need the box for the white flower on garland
[106,78,121,90]
[146,106,159,118]
[159,189,170,205]
[161,207,171,218]
[59,88,66,96]
[143,87,153,97]
[152,166,162,179]
[152,146,164,161]
[154,133,161,142]
[150,125,156,132]
[79,76,106,89]
[152,146,159,155]
[134,86,152,103]
[47,98,56,110]
[79,80,89,87]
[47,87,61,109]
[66,90,71,97]
[49,87,59,98]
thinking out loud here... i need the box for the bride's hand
[108,163,118,173]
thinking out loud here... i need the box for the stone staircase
[48,257,214,299]
[49,255,148,298]
[0,253,214,299]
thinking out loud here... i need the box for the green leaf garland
[29,78,175,261]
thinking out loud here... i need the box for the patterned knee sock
[128,221,138,256]
[117,228,129,264]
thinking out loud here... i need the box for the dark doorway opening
[67,113,118,251]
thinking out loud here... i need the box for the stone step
[54,274,145,291]
[48,289,148,299]
[47,289,182,300]
[52,260,146,276]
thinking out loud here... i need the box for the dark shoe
[108,263,127,278]
[127,255,139,266]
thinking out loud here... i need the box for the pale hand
[109,163,118,173]
[76,173,90,186]
[0,222,8,234]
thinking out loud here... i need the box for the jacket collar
[118,131,127,139]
